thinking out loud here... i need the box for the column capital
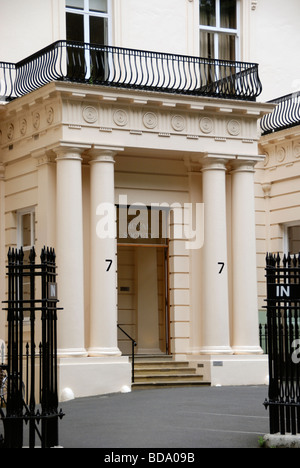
[53,145,85,162]
[88,146,124,164]
[230,156,263,174]
[201,157,228,173]
[89,150,116,165]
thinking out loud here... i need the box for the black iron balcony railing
[0,40,262,102]
[261,91,300,135]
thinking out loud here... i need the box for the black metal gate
[264,253,300,435]
[0,247,64,449]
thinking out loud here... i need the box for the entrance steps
[131,355,211,390]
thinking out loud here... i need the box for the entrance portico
[0,80,273,397]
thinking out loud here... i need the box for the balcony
[261,91,300,135]
[0,40,262,103]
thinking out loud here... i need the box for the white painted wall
[116,0,195,55]
[0,0,65,63]
[250,0,300,101]
[1,0,299,103]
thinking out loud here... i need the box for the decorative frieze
[200,117,214,134]
[0,101,58,149]
[20,118,27,136]
[143,112,158,129]
[82,106,98,124]
[227,120,241,136]
[259,137,300,170]
[113,109,128,127]
[171,115,186,132]
[67,101,250,144]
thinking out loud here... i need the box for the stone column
[88,150,120,357]
[55,147,87,357]
[231,160,262,354]
[200,157,232,355]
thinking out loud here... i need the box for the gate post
[3,248,24,448]
[264,253,300,438]
[0,246,64,449]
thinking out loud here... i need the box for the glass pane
[90,16,108,45]
[219,34,236,61]
[117,207,168,246]
[200,0,216,27]
[288,226,300,254]
[220,0,237,29]
[66,12,84,42]
[89,0,108,13]
[66,0,84,10]
[22,214,32,248]
[200,31,215,59]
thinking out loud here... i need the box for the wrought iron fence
[261,91,300,135]
[0,40,262,101]
[0,247,64,449]
[259,324,268,355]
[264,253,300,435]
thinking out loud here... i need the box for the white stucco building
[0,0,299,398]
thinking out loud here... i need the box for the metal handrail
[117,324,137,384]
[0,40,262,101]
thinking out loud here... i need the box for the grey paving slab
[58,386,270,449]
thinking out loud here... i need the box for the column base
[200,346,234,355]
[58,356,131,401]
[57,348,88,358]
[88,347,122,357]
[232,345,264,355]
[196,354,269,386]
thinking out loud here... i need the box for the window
[17,208,35,320]
[285,224,300,254]
[66,0,110,45]
[17,208,35,262]
[199,0,240,61]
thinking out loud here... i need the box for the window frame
[199,0,241,61]
[17,207,35,252]
[65,0,112,46]
[283,222,300,255]
[16,207,35,322]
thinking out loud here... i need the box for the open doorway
[116,205,170,356]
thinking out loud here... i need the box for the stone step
[134,361,190,369]
[134,373,205,383]
[132,380,210,390]
[131,356,211,390]
[134,366,195,376]
[131,355,173,363]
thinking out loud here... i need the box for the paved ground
[58,386,270,449]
